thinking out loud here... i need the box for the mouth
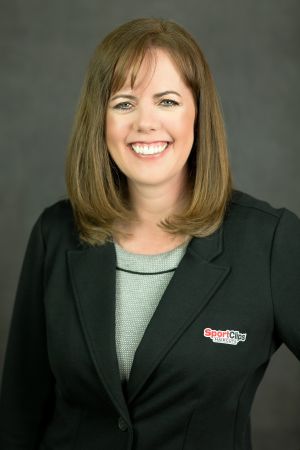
[129,141,170,156]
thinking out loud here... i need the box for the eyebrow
[110,90,182,101]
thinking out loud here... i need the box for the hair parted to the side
[65,17,232,246]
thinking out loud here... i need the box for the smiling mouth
[130,142,169,155]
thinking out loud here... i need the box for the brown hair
[65,18,232,245]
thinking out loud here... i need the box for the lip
[128,140,171,145]
[128,142,172,159]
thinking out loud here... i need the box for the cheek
[106,114,126,145]
[109,128,130,151]
[177,117,195,144]
[105,118,115,144]
[105,119,130,170]
[172,107,195,137]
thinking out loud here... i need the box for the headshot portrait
[0,3,299,450]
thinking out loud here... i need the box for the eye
[113,102,133,110]
[160,98,179,107]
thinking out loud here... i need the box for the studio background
[1,1,299,448]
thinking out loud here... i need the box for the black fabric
[0,190,299,450]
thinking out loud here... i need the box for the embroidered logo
[204,327,247,345]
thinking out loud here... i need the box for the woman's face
[105,48,196,192]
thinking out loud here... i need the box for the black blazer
[0,190,299,450]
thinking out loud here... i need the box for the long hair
[65,18,232,245]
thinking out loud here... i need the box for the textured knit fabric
[114,240,190,381]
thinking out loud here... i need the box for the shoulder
[41,198,74,226]
[229,190,283,219]
[37,198,80,248]
[225,189,300,240]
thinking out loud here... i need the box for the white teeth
[131,143,168,155]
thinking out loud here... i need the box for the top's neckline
[113,237,192,258]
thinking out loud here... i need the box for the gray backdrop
[1,1,299,448]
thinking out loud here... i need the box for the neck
[128,174,190,227]
[113,173,191,253]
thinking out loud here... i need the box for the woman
[0,17,299,450]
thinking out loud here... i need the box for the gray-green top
[114,239,190,381]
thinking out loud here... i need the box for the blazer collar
[67,224,229,420]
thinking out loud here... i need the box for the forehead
[112,48,185,93]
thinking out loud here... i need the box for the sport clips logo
[204,327,247,346]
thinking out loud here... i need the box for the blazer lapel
[126,226,230,404]
[67,242,131,422]
[67,225,230,415]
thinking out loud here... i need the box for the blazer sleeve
[271,208,300,360]
[0,211,55,449]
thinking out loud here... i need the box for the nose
[133,104,160,132]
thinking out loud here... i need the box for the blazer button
[118,417,128,431]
